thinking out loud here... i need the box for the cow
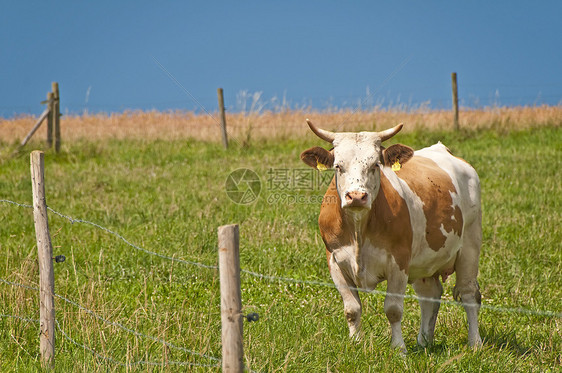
[300,120,482,352]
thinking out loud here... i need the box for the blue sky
[1,1,561,117]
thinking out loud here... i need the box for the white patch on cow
[360,238,402,291]
[332,132,383,209]
[439,223,462,253]
[332,238,404,292]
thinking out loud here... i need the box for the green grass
[1,126,561,372]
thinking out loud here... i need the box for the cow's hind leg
[329,255,362,339]
[454,218,483,347]
[412,277,443,347]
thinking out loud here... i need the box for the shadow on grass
[480,326,532,356]
[408,327,533,360]
[406,325,532,358]
[409,340,451,356]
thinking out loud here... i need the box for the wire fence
[0,277,221,367]
[3,198,562,317]
[0,313,220,369]
[1,199,222,368]
[1,198,561,368]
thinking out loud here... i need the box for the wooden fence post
[52,82,61,152]
[46,92,54,148]
[451,72,459,131]
[20,109,50,148]
[30,151,56,367]
[218,224,243,373]
[217,88,229,149]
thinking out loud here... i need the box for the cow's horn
[378,123,404,142]
[306,119,336,143]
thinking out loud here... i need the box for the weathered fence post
[52,82,61,152]
[46,92,54,148]
[20,109,50,148]
[451,72,459,131]
[19,84,60,149]
[30,151,56,368]
[218,224,243,373]
[217,88,229,149]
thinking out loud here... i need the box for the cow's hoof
[396,345,408,357]
[391,341,407,356]
[468,335,483,349]
[417,333,433,348]
[349,330,363,343]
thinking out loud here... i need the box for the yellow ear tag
[316,161,328,171]
[391,160,401,172]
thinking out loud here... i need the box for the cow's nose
[344,191,369,207]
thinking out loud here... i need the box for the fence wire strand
[53,291,220,362]
[2,199,561,319]
[0,277,220,363]
[0,313,219,368]
[0,313,39,324]
[240,269,562,318]
[46,206,218,270]
[55,321,220,368]
[0,199,33,209]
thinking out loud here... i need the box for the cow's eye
[370,164,379,172]
[334,164,343,173]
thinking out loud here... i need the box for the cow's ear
[382,144,414,167]
[300,147,334,170]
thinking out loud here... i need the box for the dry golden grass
[1,106,560,144]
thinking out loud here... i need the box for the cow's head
[301,120,413,211]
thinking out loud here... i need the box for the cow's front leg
[329,253,362,339]
[384,269,408,353]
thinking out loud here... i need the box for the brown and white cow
[300,120,482,352]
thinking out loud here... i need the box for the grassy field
[0,111,561,372]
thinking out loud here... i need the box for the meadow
[0,108,561,372]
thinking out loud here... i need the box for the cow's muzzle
[344,190,369,209]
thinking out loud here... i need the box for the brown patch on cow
[366,172,413,272]
[396,157,463,251]
[318,178,353,251]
